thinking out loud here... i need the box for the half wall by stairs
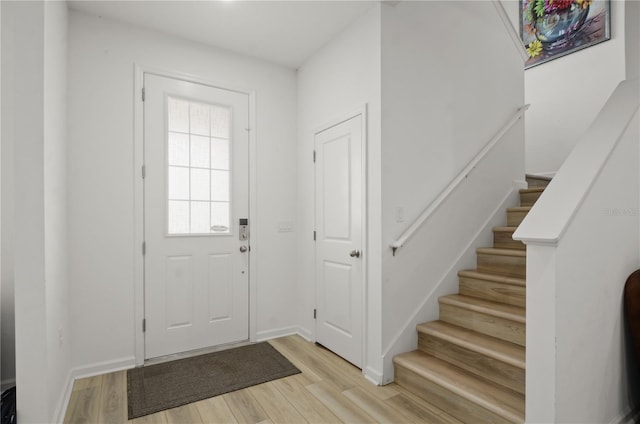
[393,182,548,423]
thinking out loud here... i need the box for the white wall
[44,2,71,420]
[379,1,525,380]
[3,2,48,421]
[1,1,70,421]
[554,128,639,422]
[525,0,626,174]
[515,79,639,423]
[626,0,639,79]
[380,1,524,247]
[67,11,298,371]
[296,4,383,380]
[0,0,3,392]
[0,0,14,389]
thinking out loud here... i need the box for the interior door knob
[239,245,248,253]
[349,249,361,258]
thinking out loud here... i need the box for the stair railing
[390,104,530,256]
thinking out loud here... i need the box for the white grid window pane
[211,202,230,232]
[211,170,229,202]
[211,138,229,170]
[167,98,234,235]
[190,135,210,168]
[168,97,189,133]
[168,201,189,233]
[168,166,189,200]
[190,102,210,136]
[168,132,189,166]
[191,169,210,202]
[211,106,230,139]
[190,201,210,233]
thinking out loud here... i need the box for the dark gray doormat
[127,342,300,419]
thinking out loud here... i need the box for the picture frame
[520,0,611,69]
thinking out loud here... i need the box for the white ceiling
[67,0,377,68]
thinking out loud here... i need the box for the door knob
[239,245,248,253]
[349,249,361,258]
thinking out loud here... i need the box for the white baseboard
[53,370,74,424]
[70,356,136,380]
[257,326,313,343]
[610,405,640,424]
[363,366,384,386]
[53,356,136,424]
[256,326,300,342]
[295,326,313,342]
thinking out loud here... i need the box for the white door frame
[313,105,368,369]
[133,65,258,366]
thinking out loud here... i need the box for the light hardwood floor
[64,335,461,423]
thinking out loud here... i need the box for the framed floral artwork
[520,0,611,68]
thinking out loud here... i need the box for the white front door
[315,114,364,368]
[143,73,250,360]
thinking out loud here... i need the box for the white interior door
[143,73,250,360]
[315,114,364,368]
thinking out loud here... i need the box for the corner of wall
[363,365,384,386]
[525,0,626,173]
[0,0,16,389]
[53,369,75,424]
[611,405,640,424]
[255,326,301,342]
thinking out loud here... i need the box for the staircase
[393,182,548,423]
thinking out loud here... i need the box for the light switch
[395,206,405,223]
[278,221,294,232]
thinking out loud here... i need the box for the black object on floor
[1,386,16,424]
[127,342,300,419]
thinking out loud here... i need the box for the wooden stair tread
[493,226,517,232]
[506,206,531,212]
[394,351,524,423]
[458,270,525,287]
[525,174,553,182]
[525,173,552,181]
[393,184,537,421]
[476,247,526,257]
[417,321,525,369]
[439,294,525,322]
[519,187,545,194]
